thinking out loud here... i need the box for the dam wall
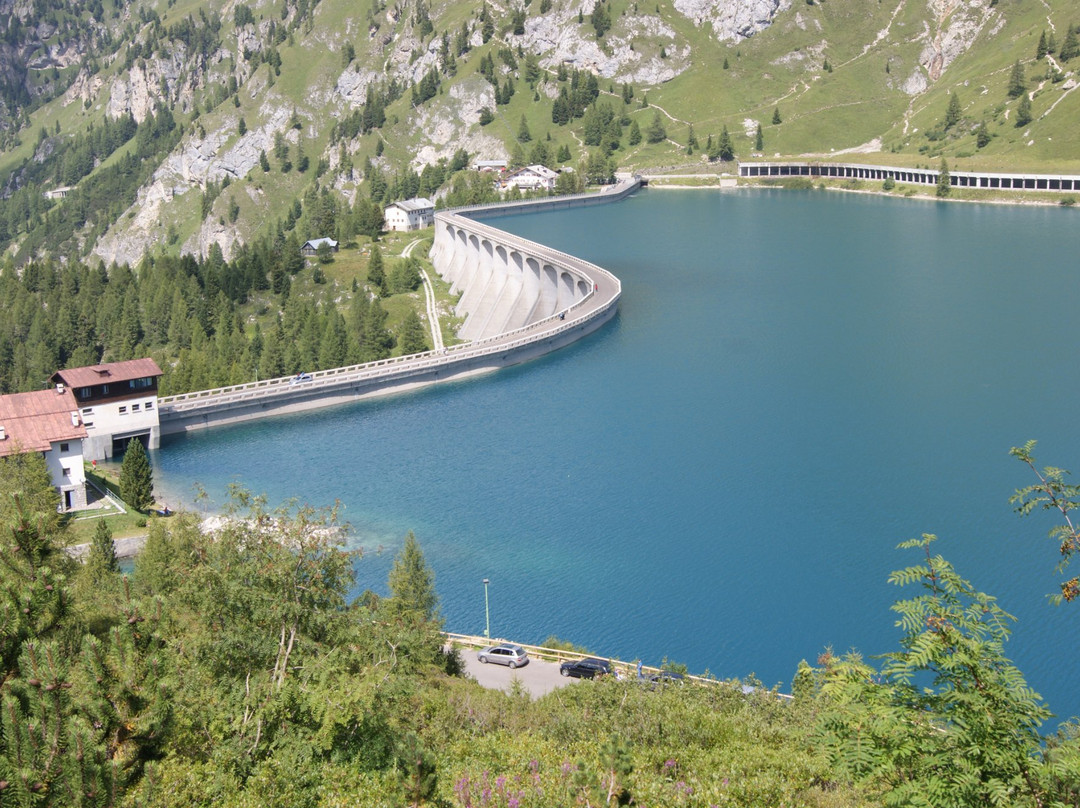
[157,181,637,436]
[429,180,639,341]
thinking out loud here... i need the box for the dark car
[559,657,613,679]
[647,671,685,685]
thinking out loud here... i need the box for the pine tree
[398,310,429,355]
[1036,30,1048,60]
[976,120,991,148]
[517,114,532,142]
[716,126,734,161]
[367,246,387,296]
[772,106,782,125]
[627,120,641,145]
[936,157,951,197]
[1015,92,1032,127]
[1061,27,1080,61]
[645,111,666,143]
[387,532,440,622]
[87,519,119,582]
[0,495,70,676]
[944,92,961,129]
[1007,60,1026,98]
[120,439,154,511]
[591,0,611,38]
[754,123,764,151]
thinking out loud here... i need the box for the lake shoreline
[641,176,1078,208]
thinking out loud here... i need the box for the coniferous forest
[2,446,1080,806]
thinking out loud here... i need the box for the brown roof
[51,358,163,389]
[0,388,87,457]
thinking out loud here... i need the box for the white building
[51,358,163,462]
[501,165,559,192]
[384,198,435,232]
[0,387,89,511]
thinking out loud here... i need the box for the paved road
[461,649,578,698]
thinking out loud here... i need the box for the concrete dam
[157,181,639,435]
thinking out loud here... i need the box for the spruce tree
[387,532,440,623]
[755,123,764,151]
[119,439,154,512]
[976,120,991,148]
[1036,30,1048,60]
[936,157,951,198]
[944,92,961,129]
[1015,93,1032,127]
[1060,28,1079,62]
[398,310,429,355]
[717,125,734,161]
[772,106,782,124]
[1007,60,1026,98]
[645,111,666,143]
[367,246,387,296]
[87,519,119,581]
[517,114,532,142]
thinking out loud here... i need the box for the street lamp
[482,578,490,639]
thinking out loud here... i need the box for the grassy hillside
[1,0,1078,265]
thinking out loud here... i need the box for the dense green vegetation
[0,222,450,395]
[3,446,1080,806]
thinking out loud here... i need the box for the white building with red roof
[51,358,164,461]
[0,387,89,510]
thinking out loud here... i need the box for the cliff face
[674,0,792,43]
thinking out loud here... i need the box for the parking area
[461,651,578,698]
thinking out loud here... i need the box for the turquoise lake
[154,189,1080,719]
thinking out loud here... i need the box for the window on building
[60,443,69,452]
[131,377,153,389]
[118,406,127,414]
[61,467,69,477]
[132,403,140,412]
[145,401,154,410]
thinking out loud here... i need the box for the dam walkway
[739,160,1080,192]
[156,180,639,435]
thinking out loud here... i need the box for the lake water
[154,189,1080,720]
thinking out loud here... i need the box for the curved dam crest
[156,181,640,434]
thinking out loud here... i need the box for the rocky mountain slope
[1,0,1078,266]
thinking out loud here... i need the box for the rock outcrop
[915,0,997,85]
[673,0,793,43]
[515,7,687,83]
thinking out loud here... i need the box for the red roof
[0,388,87,457]
[51,358,162,389]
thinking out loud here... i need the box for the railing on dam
[739,160,1080,191]
[157,179,640,428]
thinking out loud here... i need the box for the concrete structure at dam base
[740,161,1080,192]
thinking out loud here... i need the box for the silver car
[477,643,529,668]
